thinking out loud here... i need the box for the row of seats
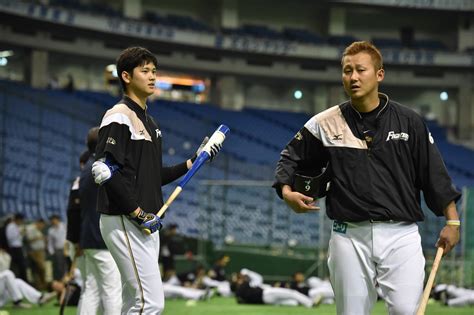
[0,81,473,249]
[25,1,459,52]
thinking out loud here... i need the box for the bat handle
[157,186,183,218]
[416,246,444,315]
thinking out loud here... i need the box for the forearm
[443,201,459,221]
[161,161,188,185]
[281,184,293,197]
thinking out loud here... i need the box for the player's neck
[351,92,380,113]
[125,91,147,110]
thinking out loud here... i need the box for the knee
[144,303,164,315]
[389,304,417,315]
[2,270,15,279]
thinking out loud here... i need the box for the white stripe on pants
[328,221,424,315]
[100,214,164,315]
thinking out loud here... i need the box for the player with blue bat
[91,46,227,315]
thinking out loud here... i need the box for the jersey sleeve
[66,177,81,243]
[273,126,329,199]
[96,122,130,165]
[413,117,461,215]
[95,107,139,214]
[161,162,189,186]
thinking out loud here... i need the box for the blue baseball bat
[157,124,230,217]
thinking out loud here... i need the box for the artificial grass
[2,297,472,315]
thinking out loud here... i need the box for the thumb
[301,195,314,203]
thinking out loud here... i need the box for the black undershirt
[358,103,381,146]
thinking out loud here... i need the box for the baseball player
[0,248,56,308]
[91,46,220,314]
[66,127,122,315]
[274,41,461,314]
[231,269,316,308]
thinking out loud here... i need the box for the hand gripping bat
[143,124,229,234]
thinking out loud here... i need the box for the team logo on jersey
[106,137,116,145]
[155,128,162,138]
[295,131,303,140]
[386,131,409,142]
[333,221,347,234]
[332,134,343,141]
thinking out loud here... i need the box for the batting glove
[192,137,222,163]
[128,209,163,235]
[91,158,119,185]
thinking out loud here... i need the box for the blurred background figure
[160,223,181,282]
[5,213,27,282]
[25,218,47,290]
[48,214,66,281]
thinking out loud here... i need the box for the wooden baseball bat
[59,254,78,315]
[416,246,444,315]
[158,186,182,217]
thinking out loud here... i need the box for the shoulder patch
[100,104,152,142]
[305,105,366,149]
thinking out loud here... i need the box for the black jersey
[235,282,264,304]
[96,96,188,215]
[65,177,81,243]
[79,156,107,249]
[274,93,461,222]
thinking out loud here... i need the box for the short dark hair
[14,213,25,221]
[116,47,158,92]
[49,214,61,221]
[79,150,90,165]
[341,41,383,70]
[86,126,99,153]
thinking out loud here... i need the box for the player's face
[128,62,157,97]
[342,52,384,101]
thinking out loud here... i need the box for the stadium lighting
[440,91,448,101]
[294,90,303,99]
[0,57,7,66]
[0,50,13,58]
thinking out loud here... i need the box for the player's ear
[376,68,384,82]
[121,71,131,84]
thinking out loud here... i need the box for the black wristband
[191,154,197,163]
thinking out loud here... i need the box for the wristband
[446,220,460,226]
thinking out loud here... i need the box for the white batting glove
[195,136,209,157]
[92,159,118,185]
[192,136,221,162]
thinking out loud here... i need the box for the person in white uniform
[274,41,461,315]
[0,248,56,308]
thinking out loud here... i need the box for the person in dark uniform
[91,46,221,314]
[159,223,180,281]
[208,254,230,282]
[67,127,122,314]
[273,41,461,315]
[231,272,314,307]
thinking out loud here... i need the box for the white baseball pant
[100,214,164,315]
[0,270,42,306]
[163,283,207,300]
[262,287,314,308]
[77,249,122,315]
[328,221,425,315]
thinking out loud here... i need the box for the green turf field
[1,297,472,315]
